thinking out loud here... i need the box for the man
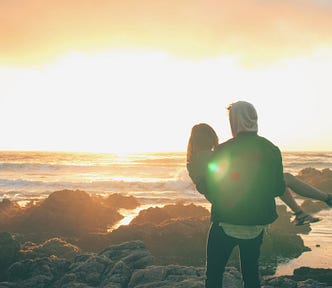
[205,101,286,288]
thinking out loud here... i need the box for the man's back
[207,131,285,225]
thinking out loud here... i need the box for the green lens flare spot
[208,162,219,173]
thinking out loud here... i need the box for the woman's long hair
[186,123,219,164]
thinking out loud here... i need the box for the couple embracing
[187,101,332,288]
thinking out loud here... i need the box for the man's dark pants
[205,223,264,288]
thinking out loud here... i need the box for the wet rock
[56,240,153,288]
[128,265,205,288]
[300,199,328,214]
[5,190,123,237]
[298,168,332,194]
[65,254,112,287]
[263,276,297,288]
[106,217,209,266]
[105,193,140,209]
[292,267,332,286]
[0,232,20,278]
[99,260,131,288]
[0,238,331,288]
[130,202,209,225]
[20,238,80,260]
[7,255,70,287]
[0,199,21,225]
[296,279,327,288]
[128,265,242,288]
[99,240,154,270]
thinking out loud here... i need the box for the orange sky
[1,0,332,65]
[0,0,332,153]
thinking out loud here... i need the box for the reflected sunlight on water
[275,209,332,276]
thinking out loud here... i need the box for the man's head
[228,101,258,137]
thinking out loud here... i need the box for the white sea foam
[0,151,330,201]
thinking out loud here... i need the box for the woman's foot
[293,211,320,226]
[325,194,332,207]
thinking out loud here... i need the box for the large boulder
[297,168,332,194]
[0,232,20,279]
[130,202,209,225]
[128,265,242,288]
[20,238,80,260]
[5,190,123,237]
[292,267,332,286]
[0,199,21,226]
[104,194,140,210]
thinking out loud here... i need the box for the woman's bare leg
[283,172,329,202]
[280,187,321,225]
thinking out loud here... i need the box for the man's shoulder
[215,134,281,153]
[215,138,234,151]
[256,135,280,151]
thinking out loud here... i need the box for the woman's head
[187,123,219,163]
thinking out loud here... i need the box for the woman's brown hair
[186,123,219,163]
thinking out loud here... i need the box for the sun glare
[0,49,331,153]
[27,50,239,154]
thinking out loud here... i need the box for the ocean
[0,150,331,274]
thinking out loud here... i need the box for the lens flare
[208,154,231,182]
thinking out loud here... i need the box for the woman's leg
[205,223,236,288]
[280,187,320,225]
[284,172,329,202]
[238,231,264,288]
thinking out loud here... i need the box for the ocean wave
[0,177,194,194]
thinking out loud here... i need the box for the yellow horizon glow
[0,49,332,154]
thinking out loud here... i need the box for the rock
[0,239,331,288]
[292,267,332,286]
[5,190,123,237]
[20,238,80,260]
[7,255,70,287]
[128,265,205,288]
[300,199,328,214]
[128,265,242,288]
[130,202,209,225]
[66,254,112,287]
[105,217,209,266]
[263,276,297,288]
[99,240,154,270]
[0,232,20,278]
[0,199,21,225]
[298,168,332,194]
[99,260,131,288]
[56,240,153,288]
[105,193,140,209]
[297,279,327,288]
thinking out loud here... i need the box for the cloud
[0,0,332,65]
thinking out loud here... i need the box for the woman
[187,123,332,225]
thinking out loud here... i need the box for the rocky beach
[0,167,331,287]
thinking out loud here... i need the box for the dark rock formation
[1,190,123,238]
[300,199,329,214]
[1,240,154,288]
[0,232,20,280]
[130,202,209,225]
[104,194,140,210]
[0,239,330,288]
[0,199,21,225]
[20,238,81,260]
[78,204,309,272]
[292,267,332,286]
[297,168,332,194]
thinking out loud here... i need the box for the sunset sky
[0,0,331,153]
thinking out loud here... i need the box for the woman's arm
[279,187,302,214]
